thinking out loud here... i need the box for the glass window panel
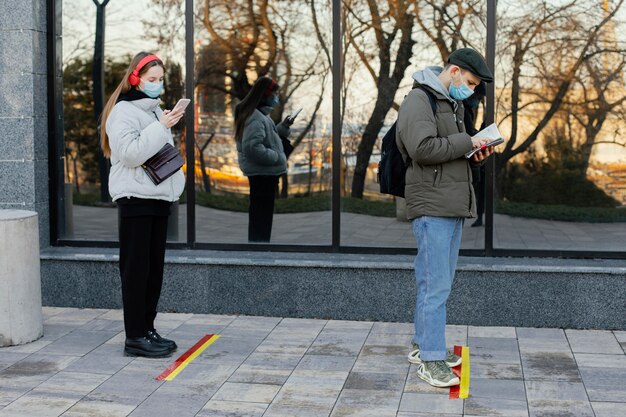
[494,0,626,252]
[340,0,487,250]
[193,0,332,245]
[60,0,186,242]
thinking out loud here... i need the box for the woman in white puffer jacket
[100,51,185,358]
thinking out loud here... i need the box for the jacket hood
[412,66,456,102]
[129,97,161,112]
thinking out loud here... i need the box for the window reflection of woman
[100,51,185,358]
[234,77,292,242]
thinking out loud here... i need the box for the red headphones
[128,54,161,86]
[263,79,277,97]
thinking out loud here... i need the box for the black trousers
[118,213,169,338]
[472,165,486,219]
[248,175,279,242]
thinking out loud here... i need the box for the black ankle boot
[146,330,178,351]
[124,336,173,358]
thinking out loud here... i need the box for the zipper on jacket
[433,167,438,186]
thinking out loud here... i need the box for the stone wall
[0,0,50,248]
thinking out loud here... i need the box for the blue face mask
[141,80,163,98]
[266,94,280,108]
[448,74,474,101]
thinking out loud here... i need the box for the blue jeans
[412,216,463,361]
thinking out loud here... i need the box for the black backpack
[378,86,437,198]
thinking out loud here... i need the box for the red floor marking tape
[156,334,220,381]
[449,345,464,399]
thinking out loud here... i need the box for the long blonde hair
[100,52,164,158]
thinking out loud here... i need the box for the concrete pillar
[0,210,43,346]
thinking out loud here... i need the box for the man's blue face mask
[449,71,474,101]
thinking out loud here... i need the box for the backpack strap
[414,85,437,117]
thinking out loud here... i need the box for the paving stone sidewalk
[1,307,625,417]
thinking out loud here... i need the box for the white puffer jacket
[106,97,185,202]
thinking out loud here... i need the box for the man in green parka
[397,48,495,387]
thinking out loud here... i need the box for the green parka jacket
[396,66,477,220]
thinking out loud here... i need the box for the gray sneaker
[416,360,460,388]
[408,342,462,368]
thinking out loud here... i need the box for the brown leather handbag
[141,143,184,185]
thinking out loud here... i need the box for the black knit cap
[447,48,493,83]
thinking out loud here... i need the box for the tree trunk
[351,81,397,198]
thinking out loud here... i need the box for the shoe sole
[124,347,173,358]
[408,351,462,368]
[416,370,460,388]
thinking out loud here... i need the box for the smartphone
[172,98,191,113]
[287,107,303,122]
[464,137,504,159]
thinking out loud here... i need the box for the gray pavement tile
[471,359,524,380]
[296,354,356,372]
[42,307,71,320]
[272,385,342,409]
[591,401,626,417]
[263,403,332,417]
[228,368,292,385]
[323,320,374,332]
[527,400,594,417]
[212,382,281,403]
[565,330,624,354]
[0,351,30,372]
[468,326,517,339]
[468,337,521,364]
[32,371,110,395]
[154,363,236,389]
[398,392,464,414]
[87,365,163,406]
[307,330,368,356]
[0,338,52,354]
[517,337,573,354]
[62,343,133,375]
[397,414,462,417]
[334,388,402,409]
[41,324,78,341]
[192,336,262,365]
[182,313,237,326]
[128,383,217,417]
[521,352,581,382]
[44,308,108,326]
[343,371,406,391]
[446,325,469,346]
[97,310,124,321]
[227,352,302,385]
[364,332,412,347]
[0,391,81,417]
[78,319,124,333]
[283,370,349,390]
[61,398,136,417]
[196,400,268,417]
[38,330,119,356]
[165,322,229,337]
[525,381,588,401]
[573,353,626,368]
[470,378,526,401]
[0,386,30,407]
[0,353,79,388]
[278,317,328,330]
[463,397,529,417]
[255,335,318,356]
[370,322,413,335]
[330,405,398,417]
[578,366,626,402]
[225,315,282,332]
[516,328,566,340]
[351,345,411,374]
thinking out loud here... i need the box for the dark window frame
[47,0,626,259]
